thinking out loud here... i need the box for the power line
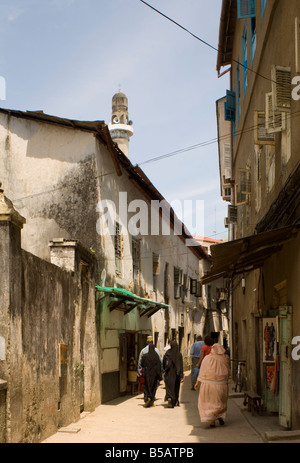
[137,137,218,166]
[138,0,219,53]
[136,109,300,167]
[137,0,278,87]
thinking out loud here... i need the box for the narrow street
[42,371,291,445]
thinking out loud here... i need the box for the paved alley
[42,372,285,445]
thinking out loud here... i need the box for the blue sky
[0,0,229,239]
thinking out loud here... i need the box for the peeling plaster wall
[0,113,102,264]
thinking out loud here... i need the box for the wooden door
[119,333,127,393]
[279,306,292,428]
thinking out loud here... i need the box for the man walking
[190,335,204,390]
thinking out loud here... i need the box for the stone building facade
[0,102,209,441]
[205,0,300,430]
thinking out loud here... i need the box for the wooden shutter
[271,65,291,112]
[164,262,169,302]
[174,267,182,285]
[235,168,249,205]
[237,0,256,18]
[240,169,251,194]
[223,143,232,180]
[265,92,286,133]
[195,281,202,298]
[254,111,275,145]
[114,222,122,275]
[190,279,197,295]
[296,18,300,73]
[152,253,160,274]
[174,267,182,299]
[228,205,238,223]
[181,274,188,302]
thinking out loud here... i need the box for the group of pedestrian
[137,336,184,408]
[137,334,230,429]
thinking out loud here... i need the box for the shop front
[95,286,169,403]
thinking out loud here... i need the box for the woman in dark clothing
[141,343,162,408]
[163,341,184,408]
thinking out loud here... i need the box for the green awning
[95,286,169,318]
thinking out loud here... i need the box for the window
[132,238,140,282]
[254,111,275,144]
[242,23,248,96]
[114,222,122,275]
[271,65,291,112]
[255,146,262,212]
[238,0,256,18]
[228,205,238,224]
[265,92,286,133]
[266,146,275,193]
[164,262,169,303]
[152,253,160,292]
[236,61,241,121]
[174,267,182,299]
[190,279,197,295]
[223,143,232,181]
[250,16,256,64]
[236,168,251,205]
[224,89,236,122]
[240,168,252,195]
[181,274,188,302]
[196,281,202,298]
[281,114,291,165]
[224,187,232,199]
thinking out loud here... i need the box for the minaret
[108,88,133,158]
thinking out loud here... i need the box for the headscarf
[142,343,162,378]
[210,343,226,355]
[199,343,230,383]
[166,341,181,372]
[142,343,160,367]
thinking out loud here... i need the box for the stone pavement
[42,372,300,444]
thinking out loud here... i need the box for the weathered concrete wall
[21,250,79,442]
[0,380,7,443]
[0,113,102,265]
[0,204,100,442]
[19,246,100,443]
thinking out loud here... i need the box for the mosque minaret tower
[108,88,133,158]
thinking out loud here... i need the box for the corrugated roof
[201,224,300,284]
[95,286,169,318]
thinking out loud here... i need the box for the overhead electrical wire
[137,0,279,87]
[137,109,300,167]
[135,0,293,167]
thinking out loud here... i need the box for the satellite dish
[113,116,119,123]
[100,268,107,286]
[128,120,133,125]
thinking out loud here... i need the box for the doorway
[278,306,292,428]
